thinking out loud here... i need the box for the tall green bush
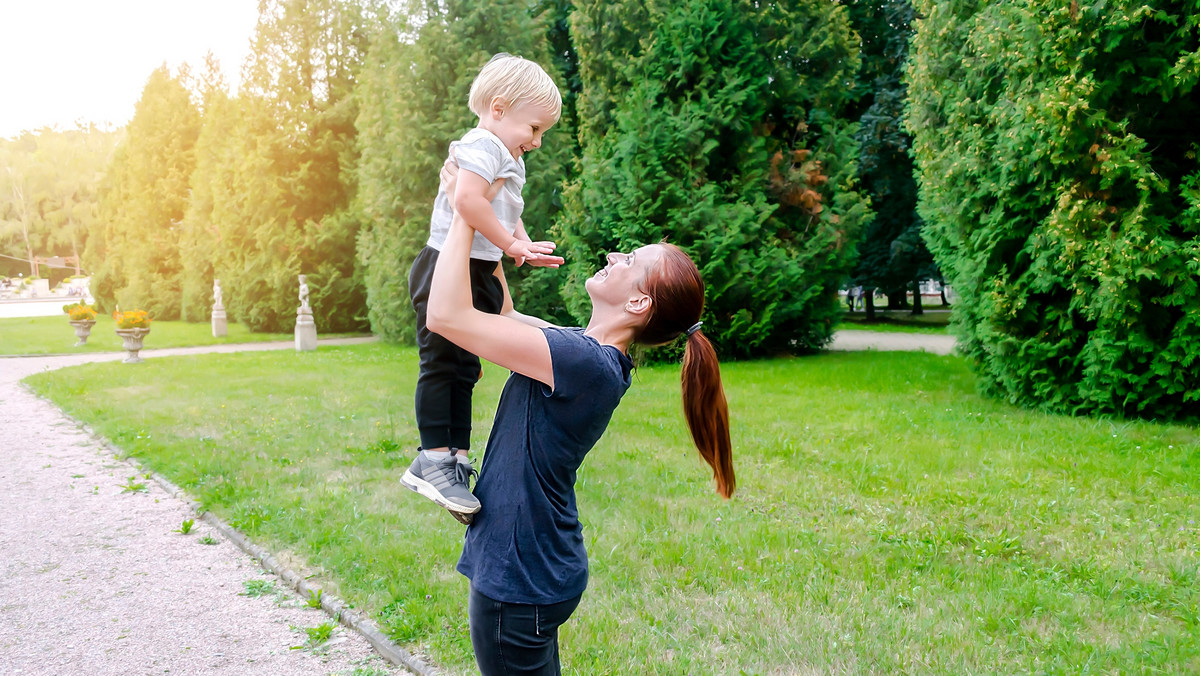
[907,0,1200,418]
[560,0,869,357]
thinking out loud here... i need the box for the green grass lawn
[0,315,366,355]
[25,345,1200,674]
[838,308,954,335]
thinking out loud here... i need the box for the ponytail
[639,243,735,499]
[681,329,734,498]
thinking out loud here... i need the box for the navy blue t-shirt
[457,327,633,604]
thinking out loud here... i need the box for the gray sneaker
[401,451,480,524]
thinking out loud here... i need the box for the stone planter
[69,319,97,346]
[115,327,151,364]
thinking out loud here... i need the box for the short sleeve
[542,328,631,403]
[453,136,504,183]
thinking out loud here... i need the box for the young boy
[402,53,563,524]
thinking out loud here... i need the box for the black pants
[469,586,583,676]
[408,246,504,450]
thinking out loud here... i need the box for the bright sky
[0,1,260,139]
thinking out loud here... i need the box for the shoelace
[454,461,478,488]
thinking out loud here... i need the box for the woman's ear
[625,294,652,317]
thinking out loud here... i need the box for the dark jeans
[408,246,504,450]
[469,586,583,676]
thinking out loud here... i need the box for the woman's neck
[583,315,636,354]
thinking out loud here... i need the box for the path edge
[22,383,439,676]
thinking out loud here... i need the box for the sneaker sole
[400,469,480,519]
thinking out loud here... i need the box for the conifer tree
[907,0,1200,418]
[90,66,201,317]
[354,0,571,343]
[845,0,935,316]
[210,0,370,333]
[179,54,237,322]
[561,0,870,357]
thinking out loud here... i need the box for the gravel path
[0,338,418,676]
[828,329,956,355]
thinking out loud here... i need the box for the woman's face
[585,244,663,307]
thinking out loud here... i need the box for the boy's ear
[489,97,507,120]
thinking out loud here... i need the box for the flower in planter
[63,302,98,321]
[113,309,151,329]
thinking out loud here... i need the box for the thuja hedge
[907,0,1200,419]
[560,0,869,358]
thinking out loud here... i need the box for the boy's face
[484,99,557,160]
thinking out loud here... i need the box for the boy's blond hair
[468,53,562,122]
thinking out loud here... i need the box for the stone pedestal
[115,328,150,364]
[69,319,96,346]
[295,306,317,351]
[211,304,227,338]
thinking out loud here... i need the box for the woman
[427,167,734,675]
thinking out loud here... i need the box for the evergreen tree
[354,0,572,343]
[907,0,1200,418]
[560,0,870,358]
[845,0,935,317]
[179,54,236,322]
[90,67,201,317]
[210,0,370,333]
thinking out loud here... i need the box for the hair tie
[685,321,703,337]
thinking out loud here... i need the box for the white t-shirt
[426,127,526,261]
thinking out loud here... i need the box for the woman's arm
[493,264,556,329]
[427,211,555,388]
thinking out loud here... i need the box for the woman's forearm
[426,212,476,334]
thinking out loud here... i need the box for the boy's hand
[504,238,563,268]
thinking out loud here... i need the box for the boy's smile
[483,100,557,160]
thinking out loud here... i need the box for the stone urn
[69,319,97,346]
[115,327,151,364]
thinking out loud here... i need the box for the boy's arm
[451,169,514,250]
[452,171,562,266]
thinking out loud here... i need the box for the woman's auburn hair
[640,244,735,498]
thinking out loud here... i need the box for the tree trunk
[911,278,924,315]
[864,288,877,320]
[71,225,82,275]
[940,286,950,307]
